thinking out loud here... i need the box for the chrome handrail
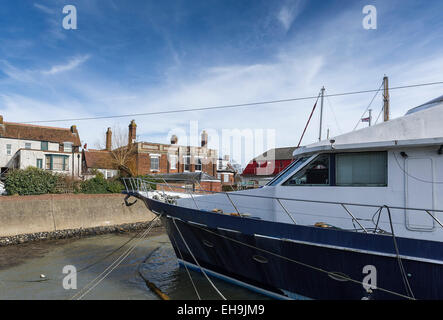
[121,177,443,233]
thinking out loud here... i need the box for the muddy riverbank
[0,227,268,300]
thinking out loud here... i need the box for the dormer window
[41,141,48,151]
[64,142,73,152]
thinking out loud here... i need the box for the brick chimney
[70,125,77,133]
[201,130,208,148]
[171,135,178,145]
[128,120,137,145]
[0,115,4,137]
[106,127,112,151]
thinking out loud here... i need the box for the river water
[0,228,269,300]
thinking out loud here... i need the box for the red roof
[0,121,81,146]
[83,149,118,170]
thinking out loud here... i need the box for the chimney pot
[201,130,208,148]
[70,125,77,133]
[128,120,137,145]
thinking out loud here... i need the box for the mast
[318,86,325,141]
[383,76,389,122]
[368,109,372,126]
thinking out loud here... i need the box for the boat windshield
[267,156,311,186]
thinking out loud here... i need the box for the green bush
[80,172,124,194]
[4,167,60,195]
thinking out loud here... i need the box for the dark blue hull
[136,194,443,300]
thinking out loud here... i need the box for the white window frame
[195,156,203,172]
[169,155,177,170]
[183,155,191,172]
[25,143,32,149]
[150,154,160,172]
[64,142,73,153]
[6,144,11,155]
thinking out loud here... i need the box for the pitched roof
[83,150,117,170]
[0,122,81,146]
[254,147,297,161]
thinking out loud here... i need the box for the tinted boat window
[336,151,387,186]
[283,154,330,186]
[268,157,309,186]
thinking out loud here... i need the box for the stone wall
[0,193,154,238]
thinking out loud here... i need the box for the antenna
[318,86,325,141]
[383,76,390,121]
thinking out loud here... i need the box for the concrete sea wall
[0,193,156,245]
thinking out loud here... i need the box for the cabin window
[283,154,330,186]
[335,151,387,186]
[268,157,310,186]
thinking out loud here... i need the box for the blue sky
[1,0,443,165]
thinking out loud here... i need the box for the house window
[64,142,73,152]
[169,155,177,170]
[45,155,69,171]
[150,155,159,171]
[41,141,48,151]
[36,159,43,169]
[336,152,387,186]
[283,154,330,186]
[195,157,202,172]
[25,143,31,149]
[6,144,11,155]
[184,155,191,171]
[223,174,229,183]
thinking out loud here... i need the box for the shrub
[4,167,60,195]
[80,173,124,194]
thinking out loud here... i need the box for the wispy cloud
[33,3,55,15]
[277,0,305,32]
[42,55,91,75]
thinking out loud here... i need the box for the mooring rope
[170,231,202,300]
[172,218,227,300]
[70,214,161,300]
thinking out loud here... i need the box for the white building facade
[0,116,82,178]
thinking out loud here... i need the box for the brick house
[216,155,237,187]
[0,115,82,177]
[82,120,219,182]
[124,120,218,177]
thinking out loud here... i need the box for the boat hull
[135,193,443,300]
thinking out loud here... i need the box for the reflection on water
[0,229,269,300]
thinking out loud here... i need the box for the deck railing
[121,177,443,234]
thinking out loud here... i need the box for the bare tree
[110,125,137,176]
